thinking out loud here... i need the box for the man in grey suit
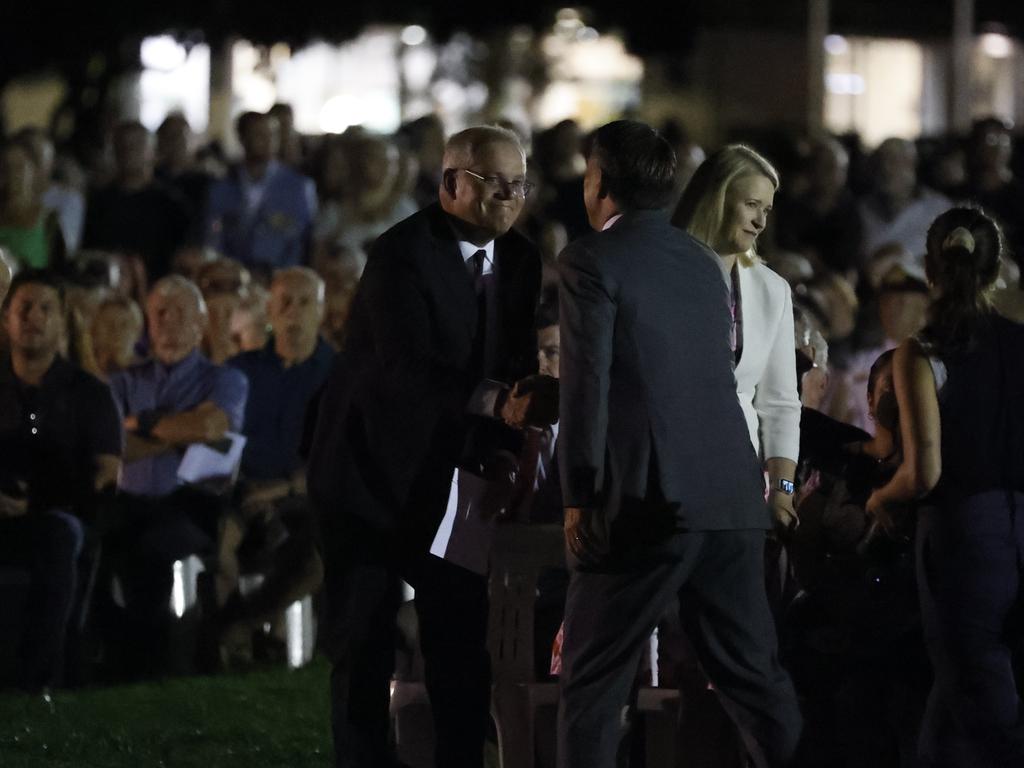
[557,121,802,768]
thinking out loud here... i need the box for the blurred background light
[824,34,849,56]
[141,35,187,72]
[980,33,1012,59]
[401,25,428,46]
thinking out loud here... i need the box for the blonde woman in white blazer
[672,145,801,529]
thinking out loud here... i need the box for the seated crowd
[0,105,1022,768]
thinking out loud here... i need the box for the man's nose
[493,183,514,200]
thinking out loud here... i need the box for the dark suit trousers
[557,528,802,768]
[323,523,491,768]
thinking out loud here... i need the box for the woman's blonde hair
[671,144,779,267]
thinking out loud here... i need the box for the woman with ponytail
[866,206,1024,766]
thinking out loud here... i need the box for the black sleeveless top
[934,313,1024,503]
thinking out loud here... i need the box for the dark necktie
[470,249,487,294]
[470,249,488,375]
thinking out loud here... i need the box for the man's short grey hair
[273,266,325,304]
[442,125,526,171]
[150,275,207,317]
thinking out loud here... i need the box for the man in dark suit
[307,126,550,768]
[556,121,802,768]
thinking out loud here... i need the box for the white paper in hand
[177,432,247,485]
[430,468,498,575]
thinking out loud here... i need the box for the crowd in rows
[1,105,1024,766]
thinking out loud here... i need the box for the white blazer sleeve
[753,280,801,462]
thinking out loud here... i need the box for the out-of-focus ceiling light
[824,35,849,56]
[141,36,187,72]
[402,25,428,46]
[980,33,1012,59]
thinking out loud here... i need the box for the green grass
[0,659,333,768]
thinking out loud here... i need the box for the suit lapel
[426,205,479,339]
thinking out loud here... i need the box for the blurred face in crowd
[415,118,446,177]
[1,143,40,208]
[878,288,929,343]
[322,282,357,349]
[810,140,848,198]
[874,139,917,203]
[157,117,191,170]
[147,284,206,365]
[972,124,1012,174]
[537,325,560,379]
[204,293,242,363]
[172,246,216,282]
[320,142,350,199]
[240,116,279,167]
[198,260,248,298]
[92,301,142,373]
[114,126,154,182]
[230,305,268,353]
[269,270,324,360]
[3,283,63,359]
[801,366,828,410]
[444,140,527,242]
[714,174,775,257]
[352,138,400,211]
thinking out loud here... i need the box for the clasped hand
[500,374,558,430]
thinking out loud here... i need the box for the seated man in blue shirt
[0,270,122,691]
[106,275,248,674]
[214,267,334,657]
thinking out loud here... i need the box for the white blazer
[732,260,801,463]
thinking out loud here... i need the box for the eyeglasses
[459,168,534,199]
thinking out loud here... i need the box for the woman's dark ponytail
[922,207,1003,355]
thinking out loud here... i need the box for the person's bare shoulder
[991,288,1024,324]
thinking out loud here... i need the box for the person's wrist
[135,408,167,437]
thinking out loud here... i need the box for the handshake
[496,374,559,430]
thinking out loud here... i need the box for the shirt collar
[264,336,334,369]
[156,348,203,378]
[0,353,70,391]
[602,214,623,231]
[458,239,495,269]
[240,160,280,187]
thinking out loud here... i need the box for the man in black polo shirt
[0,270,122,690]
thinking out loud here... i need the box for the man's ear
[597,172,609,200]
[442,168,458,198]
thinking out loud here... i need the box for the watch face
[778,479,795,495]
